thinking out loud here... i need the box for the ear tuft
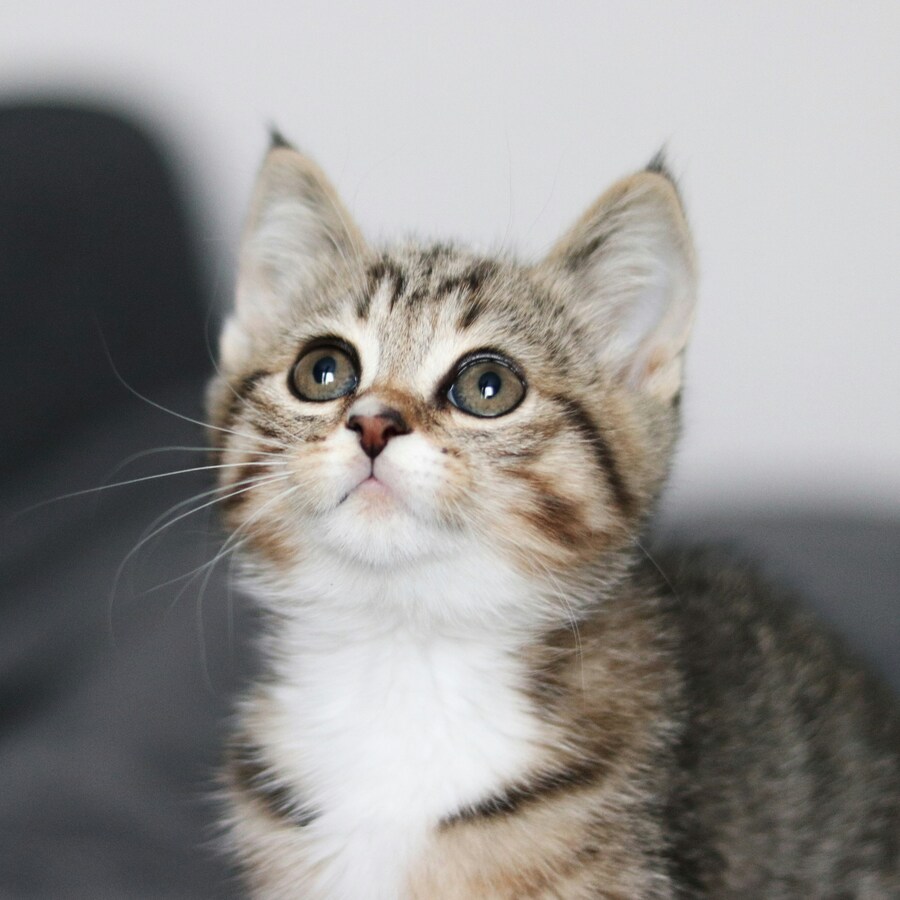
[645,147,673,181]
[267,125,295,152]
[540,167,697,403]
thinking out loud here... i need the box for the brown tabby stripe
[365,257,408,313]
[354,290,371,319]
[225,456,277,504]
[221,369,270,435]
[514,470,587,548]
[552,394,633,514]
[219,477,254,513]
[440,760,603,827]
[252,421,283,441]
[447,261,497,329]
[530,491,586,548]
[562,226,618,271]
[229,741,317,828]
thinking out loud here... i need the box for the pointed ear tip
[615,160,692,238]
[611,169,686,229]
[267,126,296,152]
[645,148,675,181]
[269,127,290,148]
[642,150,689,210]
[256,133,323,189]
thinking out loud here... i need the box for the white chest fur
[256,623,543,899]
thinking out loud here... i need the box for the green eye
[290,342,359,402]
[447,355,526,418]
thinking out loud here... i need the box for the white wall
[3,1,898,514]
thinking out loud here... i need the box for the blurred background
[0,2,897,896]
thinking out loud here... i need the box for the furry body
[210,144,900,897]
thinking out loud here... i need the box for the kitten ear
[540,163,697,402]
[235,137,368,325]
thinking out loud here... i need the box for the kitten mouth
[338,473,392,506]
[355,475,391,495]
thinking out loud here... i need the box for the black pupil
[478,370,502,400]
[313,355,337,385]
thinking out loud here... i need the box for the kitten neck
[243,535,635,650]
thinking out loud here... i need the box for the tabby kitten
[208,139,900,898]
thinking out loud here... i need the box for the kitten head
[208,141,695,627]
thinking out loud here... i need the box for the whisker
[160,478,302,596]
[528,556,586,696]
[635,538,678,599]
[16,461,287,519]
[136,472,283,555]
[146,531,250,596]
[112,444,288,471]
[201,319,295,447]
[145,471,291,556]
[95,327,290,449]
[167,481,303,693]
[110,471,292,606]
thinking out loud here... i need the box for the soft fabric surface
[1,392,254,898]
[0,102,246,898]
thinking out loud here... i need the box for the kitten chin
[210,141,900,899]
[318,499,457,569]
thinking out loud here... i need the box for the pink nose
[346,409,410,459]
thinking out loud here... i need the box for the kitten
[208,139,900,898]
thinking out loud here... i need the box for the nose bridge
[346,384,418,424]
[370,315,432,404]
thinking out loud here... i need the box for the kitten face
[209,145,695,625]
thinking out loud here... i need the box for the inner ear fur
[540,167,697,403]
[234,142,369,329]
